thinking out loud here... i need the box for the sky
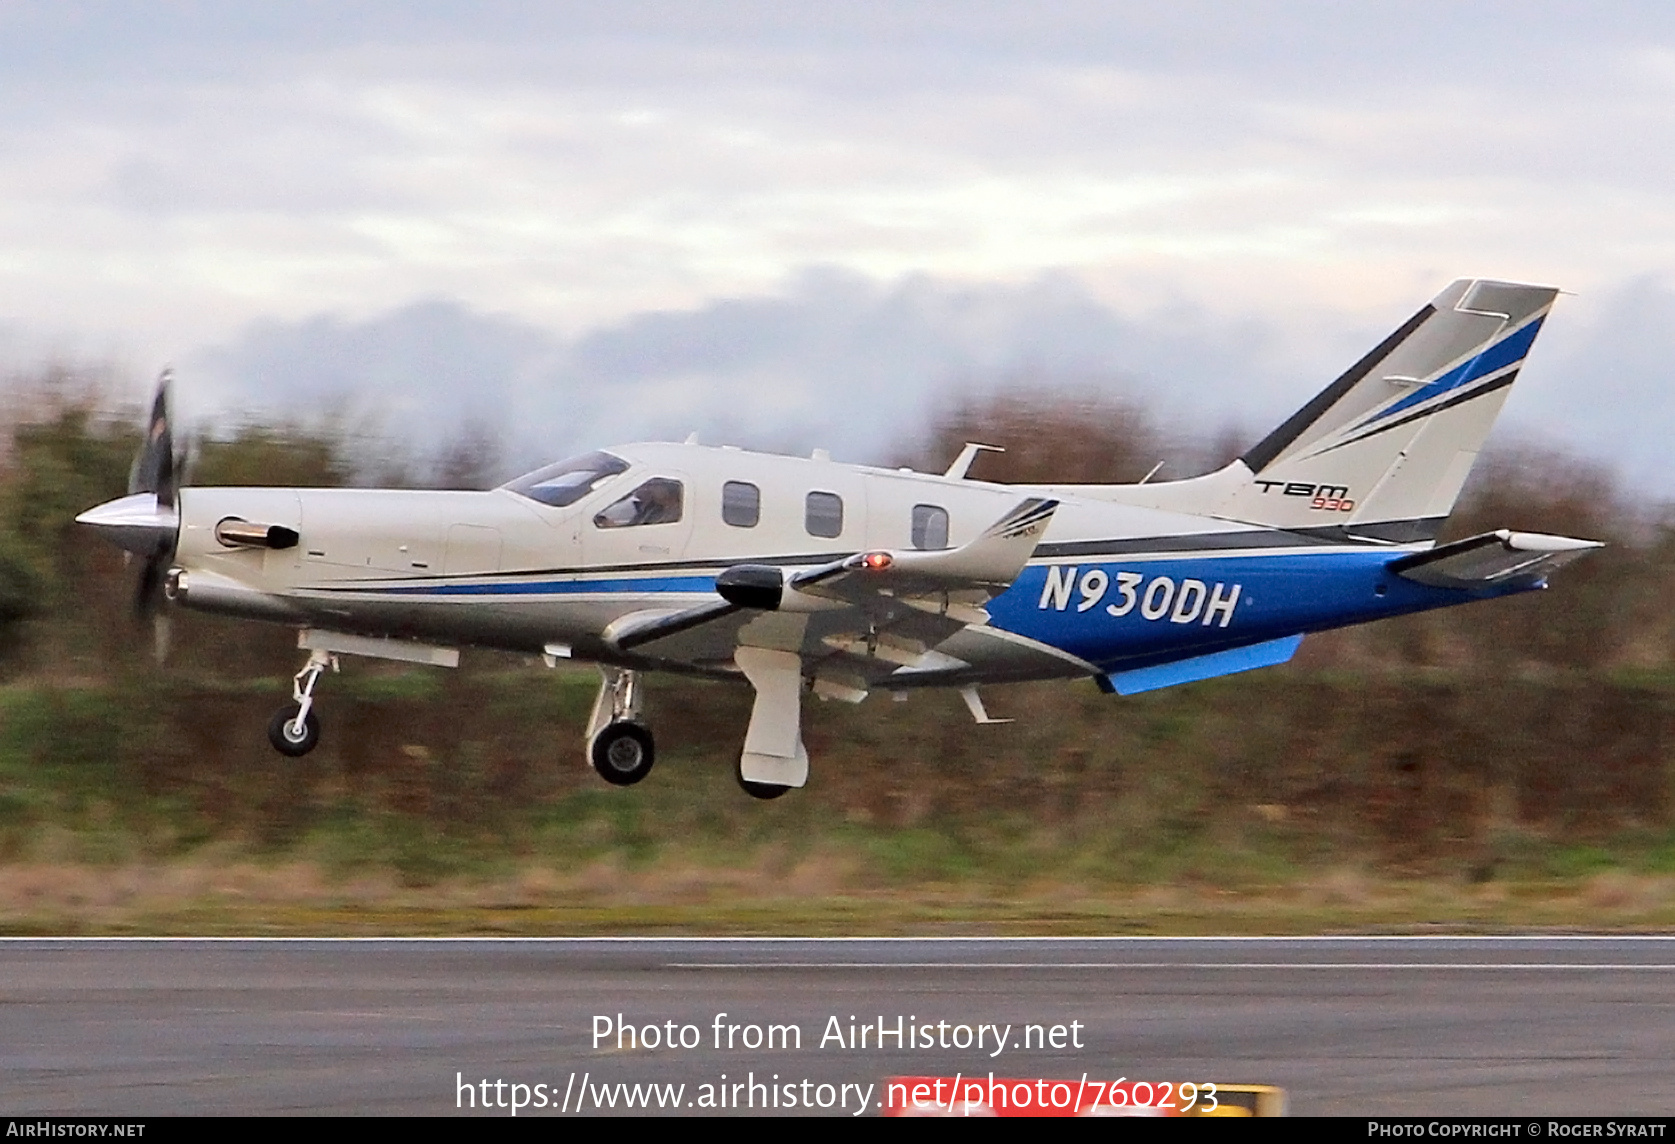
[3,3,1675,485]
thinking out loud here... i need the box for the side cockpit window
[722,481,760,528]
[502,451,629,507]
[594,478,685,529]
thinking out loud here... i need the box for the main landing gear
[267,648,335,757]
[735,757,790,801]
[586,667,655,786]
[581,663,796,800]
[260,638,809,802]
[731,646,804,801]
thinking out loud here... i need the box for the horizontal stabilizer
[1100,634,1304,696]
[1387,529,1602,589]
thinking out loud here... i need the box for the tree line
[1,367,1669,680]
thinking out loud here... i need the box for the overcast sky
[3,4,1674,484]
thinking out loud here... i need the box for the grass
[3,861,1675,936]
[0,664,1672,934]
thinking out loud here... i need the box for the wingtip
[987,497,1058,540]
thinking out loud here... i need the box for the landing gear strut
[268,648,334,757]
[586,667,655,785]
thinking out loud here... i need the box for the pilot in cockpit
[595,478,683,528]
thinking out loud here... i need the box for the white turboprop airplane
[78,279,1600,798]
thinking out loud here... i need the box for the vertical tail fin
[1217,279,1559,541]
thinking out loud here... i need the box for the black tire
[735,759,791,801]
[591,722,655,786]
[267,703,321,757]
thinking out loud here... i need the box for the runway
[2,936,1671,1116]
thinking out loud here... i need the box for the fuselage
[167,441,1516,687]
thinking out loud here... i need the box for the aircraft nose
[75,492,179,555]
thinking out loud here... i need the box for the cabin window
[594,478,684,528]
[911,504,950,550]
[805,491,844,538]
[722,481,760,528]
[502,451,629,507]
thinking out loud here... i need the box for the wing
[606,497,1059,685]
[610,597,743,655]
[787,496,1057,616]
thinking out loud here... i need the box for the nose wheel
[268,703,321,756]
[267,649,334,757]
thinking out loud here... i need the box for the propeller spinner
[74,371,181,657]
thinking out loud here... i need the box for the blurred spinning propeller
[75,371,180,660]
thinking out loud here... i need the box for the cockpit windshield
[502,451,630,507]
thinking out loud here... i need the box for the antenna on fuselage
[944,442,1004,480]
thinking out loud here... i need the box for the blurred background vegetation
[1,364,1673,933]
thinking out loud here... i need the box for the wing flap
[1387,529,1602,589]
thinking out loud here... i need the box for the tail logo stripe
[1310,370,1520,456]
[1348,315,1544,431]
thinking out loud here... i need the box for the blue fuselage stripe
[332,575,719,596]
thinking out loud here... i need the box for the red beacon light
[861,551,893,570]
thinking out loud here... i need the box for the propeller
[72,370,185,661]
[127,371,179,658]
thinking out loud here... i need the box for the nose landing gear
[586,667,655,785]
[267,648,335,757]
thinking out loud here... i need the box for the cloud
[1505,276,1675,493]
[188,298,555,423]
[186,268,1308,475]
[184,265,1675,496]
[5,4,1675,357]
[4,4,1675,499]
